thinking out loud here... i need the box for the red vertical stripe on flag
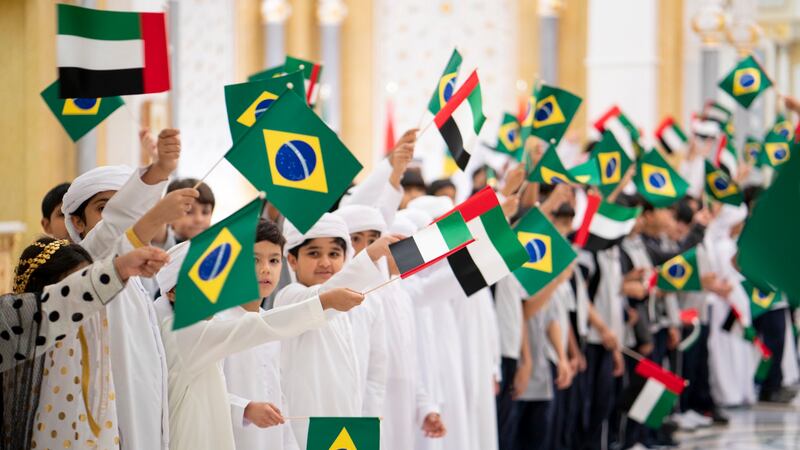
[306,64,321,105]
[433,70,479,129]
[385,98,395,155]
[593,105,621,132]
[435,187,500,223]
[140,12,170,93]
[634,358,686,394]
[655,117,674,139]
[573,194,602,247]
[714,134,727,167]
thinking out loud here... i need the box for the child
[40,182,70,240]
[166,178,216,243]
[275,213,398,448]
[221,219,299,450]
[154,241,365,450]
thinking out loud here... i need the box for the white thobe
[407,265,472,450]
[275,251,385,448]
[220,307,299,450]
[156,295,325,450]
[379,280,438,450]
[452,287,500,450]
[349,289,388,416]
[340,158,403,226]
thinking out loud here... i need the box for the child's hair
[427,179,456,196]
[400,168,426,190]
[14,237,93,293]
[167,178,216,209]
[255,218,286,250]
[41,182,70,219]
[287,237,348,258]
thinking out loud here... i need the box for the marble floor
[674,401,800,449]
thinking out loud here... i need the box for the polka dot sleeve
[0,256,124,372]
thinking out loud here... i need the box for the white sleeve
[81,167,168,259]
[407,264,462,308]
[173,296,326,375]
[342,159,392,208]
[362,298,388,416]
[414,376,440,425]
[228,393,252,427]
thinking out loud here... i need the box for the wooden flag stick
[362,276,401,296]
[620,346,645,362]
[193,155,225,189]
[284,416,384,421]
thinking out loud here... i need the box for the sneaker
[684,410,713,427]
[671,413,696,431]
[707,408,729,425]
[759,387,797,404]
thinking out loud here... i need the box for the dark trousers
[578,344,614,450]
[680,324,715,413]
[557,371,582,450]
[497,357,519,450]
[515,363,557,450]
[753,308,787,394]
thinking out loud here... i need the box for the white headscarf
[389,216,417,237]
[396,209,432,232]
[333,205,387,234]
[406,195,453,220]
[156,241,190,294]
[283,213,353,260]
[61,165,134,242]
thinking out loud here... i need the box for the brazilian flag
[225,90,363,233]
[761,128,792,168]
[427,49,462,115]
[633,149,688,207]
[569,157,601,186]
[528,84,582,146]
[718,55,772,108]
[40,80,123,142]
[495,112,522,159]
[768,113,794,142]
[742,279,779,320]
[744,136,762,167]
[527,145,577,185]
[224,71,305,143]
[593,130,632,196]
[248,64,287,82]
[173,197,263,330]
[307,417,379,450]
[657,247,701,292]
[512,207,577,296]
[704,161,743,206]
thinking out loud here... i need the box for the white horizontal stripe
[606,118,636,160]
[58,35,144,71]
[720,152,737,171]
[451,101,480,155]
[628,378,665,424]
[466,218,509,285]
[662,129,687,154]
[414,224,451,263]
[589,213,635,240]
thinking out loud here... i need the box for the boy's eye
[270,258,280,264]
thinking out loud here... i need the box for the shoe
[645,432,678,448]
[684,410,713,427]
[670,413,696,431]
[759,387,797,404]
[707,408,729,425]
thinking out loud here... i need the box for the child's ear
[71,214,86,236]
[41,218,51,234]
[287,253,298,271]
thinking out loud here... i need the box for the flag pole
[362,276,401,296]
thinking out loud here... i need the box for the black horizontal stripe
[619,371,647,412]
[448,247,487,296]
[438,116,471,171]
[59,67,144,98]
[390,238,425,276]
[582,234,623,252]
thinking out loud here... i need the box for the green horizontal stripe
[481,207,529,269]
[644,390,677,429]
[597,201,641,222]
[437,212,472,250]
[58,4,141,41]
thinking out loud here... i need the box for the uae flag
[722,305,757,342]
[714,133,739,178]
[655,117,688,155]
[622,358,686,429]
[578,200,641,252]
[691,114,722,139]
[434,70,487,171]
[389,211,474,278]
[57,4,170,98]
[441,187,530,296]
[284,55,323,107]
[754,338,774,383]
[593,105,642,160]
[703,101,733,125]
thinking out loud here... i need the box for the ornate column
[262,0,291,67]
[691,0,727,104]
[538,0,562,84]
[317,0,348,132]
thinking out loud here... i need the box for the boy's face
[171,200,213,240]
[350,230,381,255]
[42,202,70,240]
[71,190,116,239]
[254,240,283,298]
[642,208,672,234]
[287,238,345,286]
